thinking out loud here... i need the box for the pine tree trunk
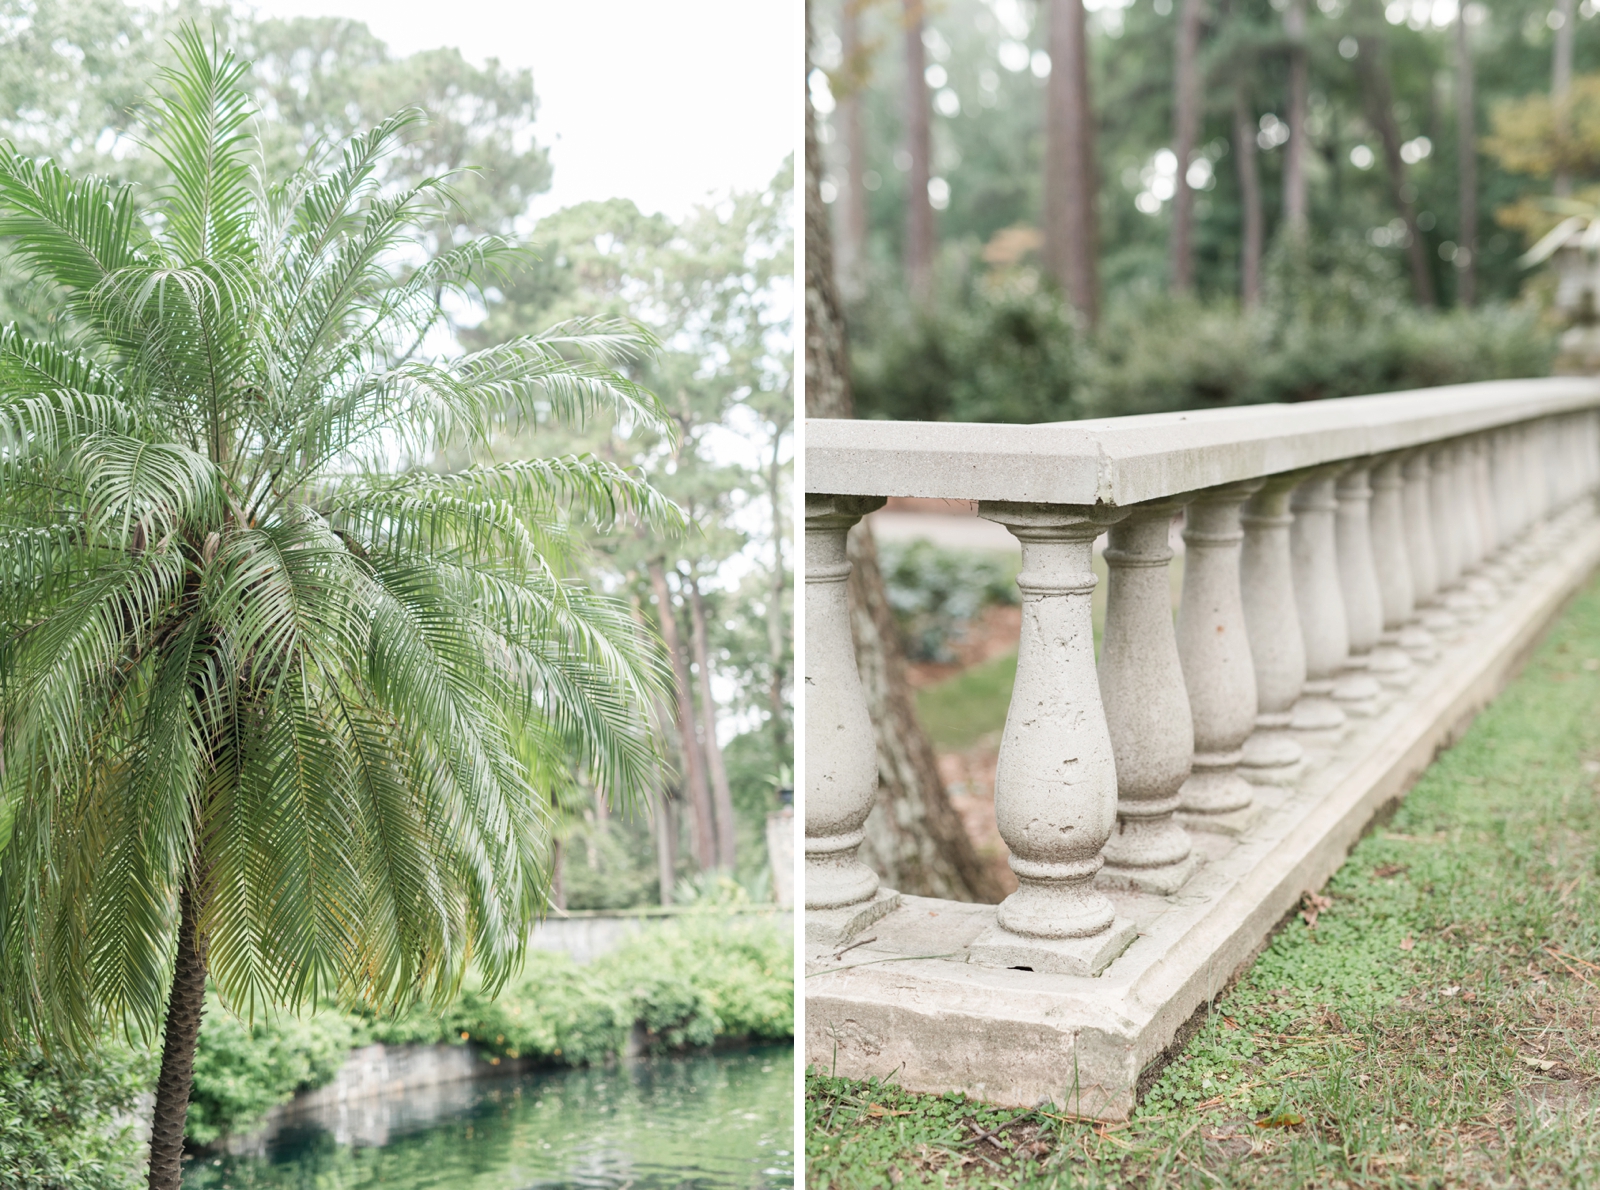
[147,872,209,1190]
[1555,0,1575,196]
[647,559,717,870]
[550,838,567,910]
[1356,34,1435,307]
[1044,0,1099,325]
[1456,8,1477,306]
[629,590,681,904]
[687,574,738,870]
[1234,85,1262,306]
[847,527,1009,901]
[1283,0,1309,236]
[838,0,870,300]
[1171,0,1204,292]
[902,0,935,298]
[804,13,1006,902]
[765,429,790,778]
[806,2,854,420]
[655,790,679,905]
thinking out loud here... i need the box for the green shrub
[182,912,793,1144]
[878,540,1020,662]
[0,1046,151,1190]
[186,994,366,1146]
[851,235,1556,424]
[432,957,630,1066]
[432,914,794,1062]
[852,271,1086,424]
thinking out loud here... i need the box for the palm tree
[0,28,679,1189]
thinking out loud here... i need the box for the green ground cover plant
[808,572,1600,1188]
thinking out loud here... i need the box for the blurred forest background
[808,0,1600,424]
[0,0,794,910]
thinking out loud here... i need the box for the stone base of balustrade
[1098,851,1203,896]
[1176,803,1262,836]
[967,918,1139,977]
[805,887,901,948]
[1241,761,1304,788]
[805,510,1600,1119]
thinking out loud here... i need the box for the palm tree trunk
[1554,0,1575,197]
[147,871,209,1190]
[687,574,737,870]
[1044,0,1100,325]
[902,0,935,298]
[647,559,717,870]
[1456,7,1477,307]
[1283,0,1309,236]
[1234,84,1262,306]
[839,0,870,300]
[1356,34,1435,307]
[1170,0,1205,292]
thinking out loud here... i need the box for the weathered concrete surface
[805,505,1600,1117]
[806,379,1600,506]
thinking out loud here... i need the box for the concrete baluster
[966,502,1135,976]
[1290,469,1353,735]
[1338,462,1411,688]
[1431,442,1481,621]
[1526,422,1553,553]
[1490,430,1520,561]
[1098,502,1201,893]
[1454,443,1485,574]
[1472,436,1513,590]
[1455,440,1500,607]
[1344,457,1420,684]
[1369,453,1435,661]
[1177,482,1264,835]
[1239,475,1308,786]
[1500,426,1537,569]
[804,495,898,945]
[1402,450,1457,639]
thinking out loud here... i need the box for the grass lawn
[808,572,1600,1188]
[916,651,1018,751]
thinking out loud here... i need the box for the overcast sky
[241,0,796,219]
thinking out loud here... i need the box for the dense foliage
[815,0,1583,423]
[853,238,1556,424]
[877,540,1020,662]
[0,0,792,907]
[0,29,677,1055]
[185,914,792,1146]
[1,914,791,1174]
[0,1048,151,1190]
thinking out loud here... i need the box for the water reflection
[183,1044,794,1190]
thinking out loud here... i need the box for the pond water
[181,1044,794,1190]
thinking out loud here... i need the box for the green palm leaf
[0,29,680,1160]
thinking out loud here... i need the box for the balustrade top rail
[807,377,1600,506]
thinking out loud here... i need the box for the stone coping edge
[806,379,1600,506]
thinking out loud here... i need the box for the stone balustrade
[804,379,1600,1117]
